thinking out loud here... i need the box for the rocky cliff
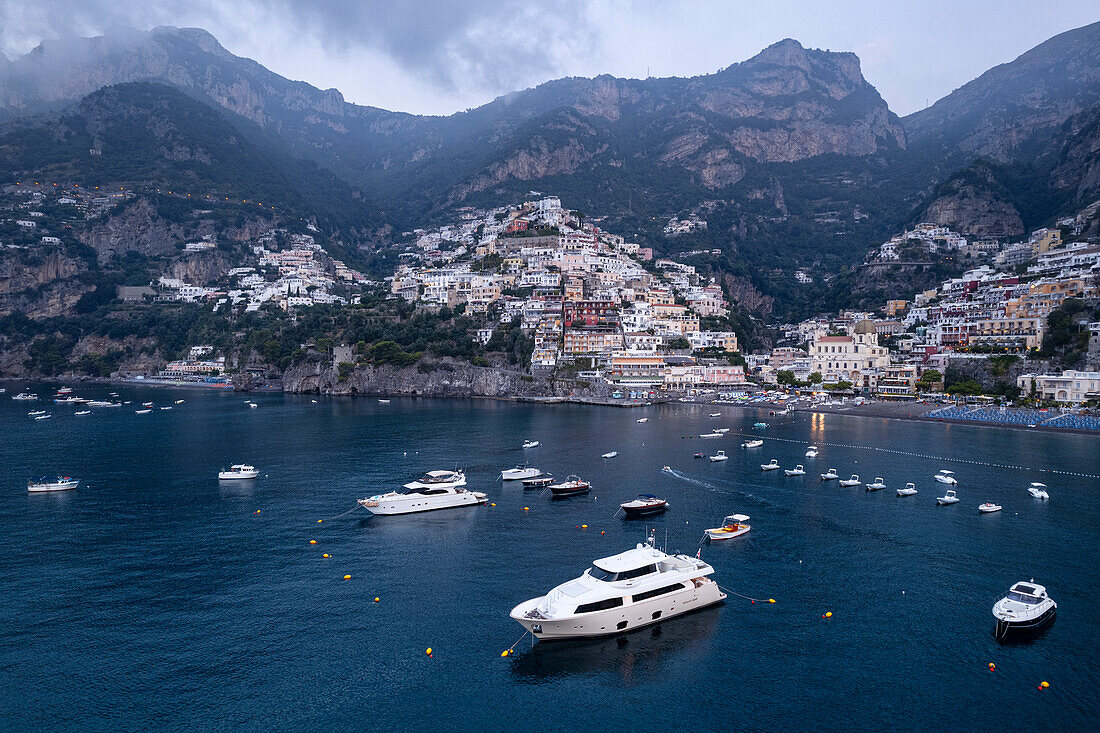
[283,359,608,399]
[918,162,1025,237]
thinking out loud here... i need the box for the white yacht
[1027,483,1049,500]
[820,468,839,481]
[709,412,722,418]
[501,466,543,481]
[699,432,722,439]
[741,439,763,448]
[784,465,806,476]
[992,580,1056,641]
[636,418,649,423]
[934,470,958,485]
[760,459,780,471]
[897,483,918,497]
[805,446,818,458]
[359,485,487,515]
[34,414,51,420]
[602,451,618,459]
[12,392,38,401]
[135,409,152,414]
[508,536,725,640]
[714,428,730,434]
[522,440,540,449]
[709,450,729,462]
[218,464,259,480]
[937,489,959,505]
[839,474,861,487]
[866,478,887,491]
[402,470,466,491]
[978,502,1002,513]
[28,476,79,493]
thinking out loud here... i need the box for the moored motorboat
[897,483,918,497]
[936,489,959,505]
[709,412,721,418]
[661,465,672,473]
[839,474,861,487]
[403,470,466,491]
[549,475,591,497]
[705,514,750,540]
[522,440,540,449]
[1027,483,1049,500]
[934,470,958,485]
[28,476,79,492]
[135,409,152,414]
[820,468,839,481]
[714,428,730,434]
[866,478,887,491]
[760,459,780,471]
[709,450,729,463]
[753,422,768,429]
[602,451,618,459]
[34,414,51,420]
[992,580,1056,641]
[508,535,725,640]
[693,452,705,459]
[620,495,669,517]
[978,502,1002,513]
[784,465,805,476]
[805,446,818,458]
[358,485,487,515]
[75,410,91,416]
[699,432,722,439]
[501,466,543,481]
[12,392,38,400]
[218,464,259,480]
[523,476,554,489]
[741,439,763,448]
[636,418,649,423]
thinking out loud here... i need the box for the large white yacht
[509,536,725,640]
[402,470,466,491]
[501,466,543,481]
[358,485,487,515]
[992,580,1056,641]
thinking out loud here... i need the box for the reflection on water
[510,606,720,686]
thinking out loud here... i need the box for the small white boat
[820,468,839,481]
[75,410,91,416]
[993,580,1057,641]
[602,451,618,459]
[760,459,780,471]
[839,474,861,487]
[378,399,391,404]
[661,465,673,473]
[709,450,729,462]
[714,427,730,434]
[28,476,79,492]
[699,432,722,439]
[709,412,721,418]
[705,514,750,540]
[86,400,113,407]
[219,464,259,480]
[501,466,543,481]
[34,414,51,420]
[741,439,763,448]
[403,470,466,491]
[142,402,154,407]
[619,495,669,517]
[135,409,152,414]
[522,440,540,449]
[523,476,554,489]
[248,402,258,408]
[897,483,918,497]
[636,417,649,423]
[934,470,958,485]
[159,406,172,411]
[311,399,318,403]
[1027,483,1049,500]
[28,410,46,416]
[937,489,959,505]
[175,400,185,404]
[866,478,887,491]
[978,502,1002,514]
[56,387,73,395]
[12,392,38,400]
[784,465,805,476]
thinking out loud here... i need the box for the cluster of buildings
[389,196,745,390]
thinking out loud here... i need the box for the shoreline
[5,376,1097,436]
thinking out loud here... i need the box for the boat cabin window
[413,488,450,495]
[589,563,657,582]
[1007,591,1040,604]
[574,597,624,614]
[632,582,687,603]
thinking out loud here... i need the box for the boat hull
[219,472,258,480]
[361,492,487,515]
[995,606,1056,642]
[28,480,79,493]
[510,582,725,640]
[621,503,668,518]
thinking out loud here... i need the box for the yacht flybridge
[359,484,487,515]
[403,470,466,491]
[509,536,725,640]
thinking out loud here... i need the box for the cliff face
[0,250,90,317]
[914,161,1025,237]
[283,359,608,399]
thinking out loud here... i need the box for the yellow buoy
[989,662,995,670]
[426,647,433,656]
[374,597,380,603]
[490,503,496,506]
[322,553,330,558]
[343,575,351,580]
[600,531,605,535]
[523,507,529,511]
[825,611,833,618]
[501,650,509,657]
[309,540,317,545]
[581,524,587,529]
[317,519,323,523]
[1041,681,1049,688]
[769,599,776,603]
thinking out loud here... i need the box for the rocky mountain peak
[747,38,812,71]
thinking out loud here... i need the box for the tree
[807,371,822,384]
[776,370,796,385]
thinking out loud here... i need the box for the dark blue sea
[2,386,1098,731]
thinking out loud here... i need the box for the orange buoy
[581,524,587,529]
[426,647,433,657]
[374,597,380,603]
[825,611,832,618]
[523,507,529,511]
[343,575,351,580]
[309,540,317,545]
[600,531,605,535]
[768,599,776,603]
[1041,681,1049,689]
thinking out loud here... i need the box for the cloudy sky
[1,0,1097,116]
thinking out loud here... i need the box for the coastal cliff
[282,359,608,399]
